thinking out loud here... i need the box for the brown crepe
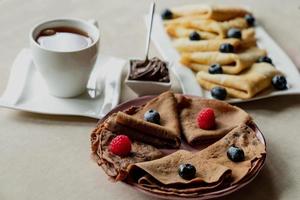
[91,123,163,181]
[128,150,231,185]
[127,124,266,196]
[104,112,180,148]
[131,91,181,146]
[105,91,181,148]
[179,96,251,144]
[136,173,228,193]
[199,124,266,183]
[131,157,262,197]
[117,112,180,146]
[131,91,181,134]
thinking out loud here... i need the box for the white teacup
[30,18,100,98]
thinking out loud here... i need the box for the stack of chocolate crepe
[91,91,266,197]
[162,5,284,99]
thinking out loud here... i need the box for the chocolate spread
[129,57,170,82]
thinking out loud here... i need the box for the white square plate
[0,49,126,118]
[147,15,300,103]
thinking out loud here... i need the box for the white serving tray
[0,49,126,118]
[147,15,300,103]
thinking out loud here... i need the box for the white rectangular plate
[148,15,300,103]
[0,49,126,118]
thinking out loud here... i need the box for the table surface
[1,0,300,200]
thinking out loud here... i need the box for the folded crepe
[166,23,255,40]
[164,17,249,38]
[103,113,175,148]
[91,123,163,181]
[105,91,181,148]
[128,149,231,197]
[199,124,266,183]
[241,28,256,48]
[181,47,266,74]
[197,62,281,99]
[132,157,263,197]
[166,26,218,39]
[174,38,239,53]
[169,5,250,21]
[127,124,266,196]
[179,96,251,144]
[173,36,256,53]
[134,173,228,195]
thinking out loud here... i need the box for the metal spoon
[144,1,155,61]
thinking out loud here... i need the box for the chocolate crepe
[179,96,251,144]
[104,112,180,148]
[91,123,163,181]
[105,91,181,148]
[127,124,266,196]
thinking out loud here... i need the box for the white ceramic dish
[0,49,126,119]
[125,59,172,96]
[146,15,300,103]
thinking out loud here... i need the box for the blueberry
[257,56,273,65]
[272,75,288,90]
[211,87,227,100]
[227,146,245,162]
[178,164,196,180]
[219,43,234,53]
[227,28,242,39]
[189,31,201,41]
[161,9,173,20]
[144,109,160,124]
[245,14,255,26]
[208,64,223,74]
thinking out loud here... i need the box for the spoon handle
[145,1,155,61]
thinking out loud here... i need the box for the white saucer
[0,49,126,119]
[147,15,300,103]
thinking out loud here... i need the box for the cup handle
[88,19,99,28]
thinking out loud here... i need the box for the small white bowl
[125,59,172,96]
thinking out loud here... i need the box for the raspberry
[196,108,216,130]
[109,135,132,157]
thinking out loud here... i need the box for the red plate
[98,95,267,200]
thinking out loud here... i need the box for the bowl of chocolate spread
[125,57,172,96]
